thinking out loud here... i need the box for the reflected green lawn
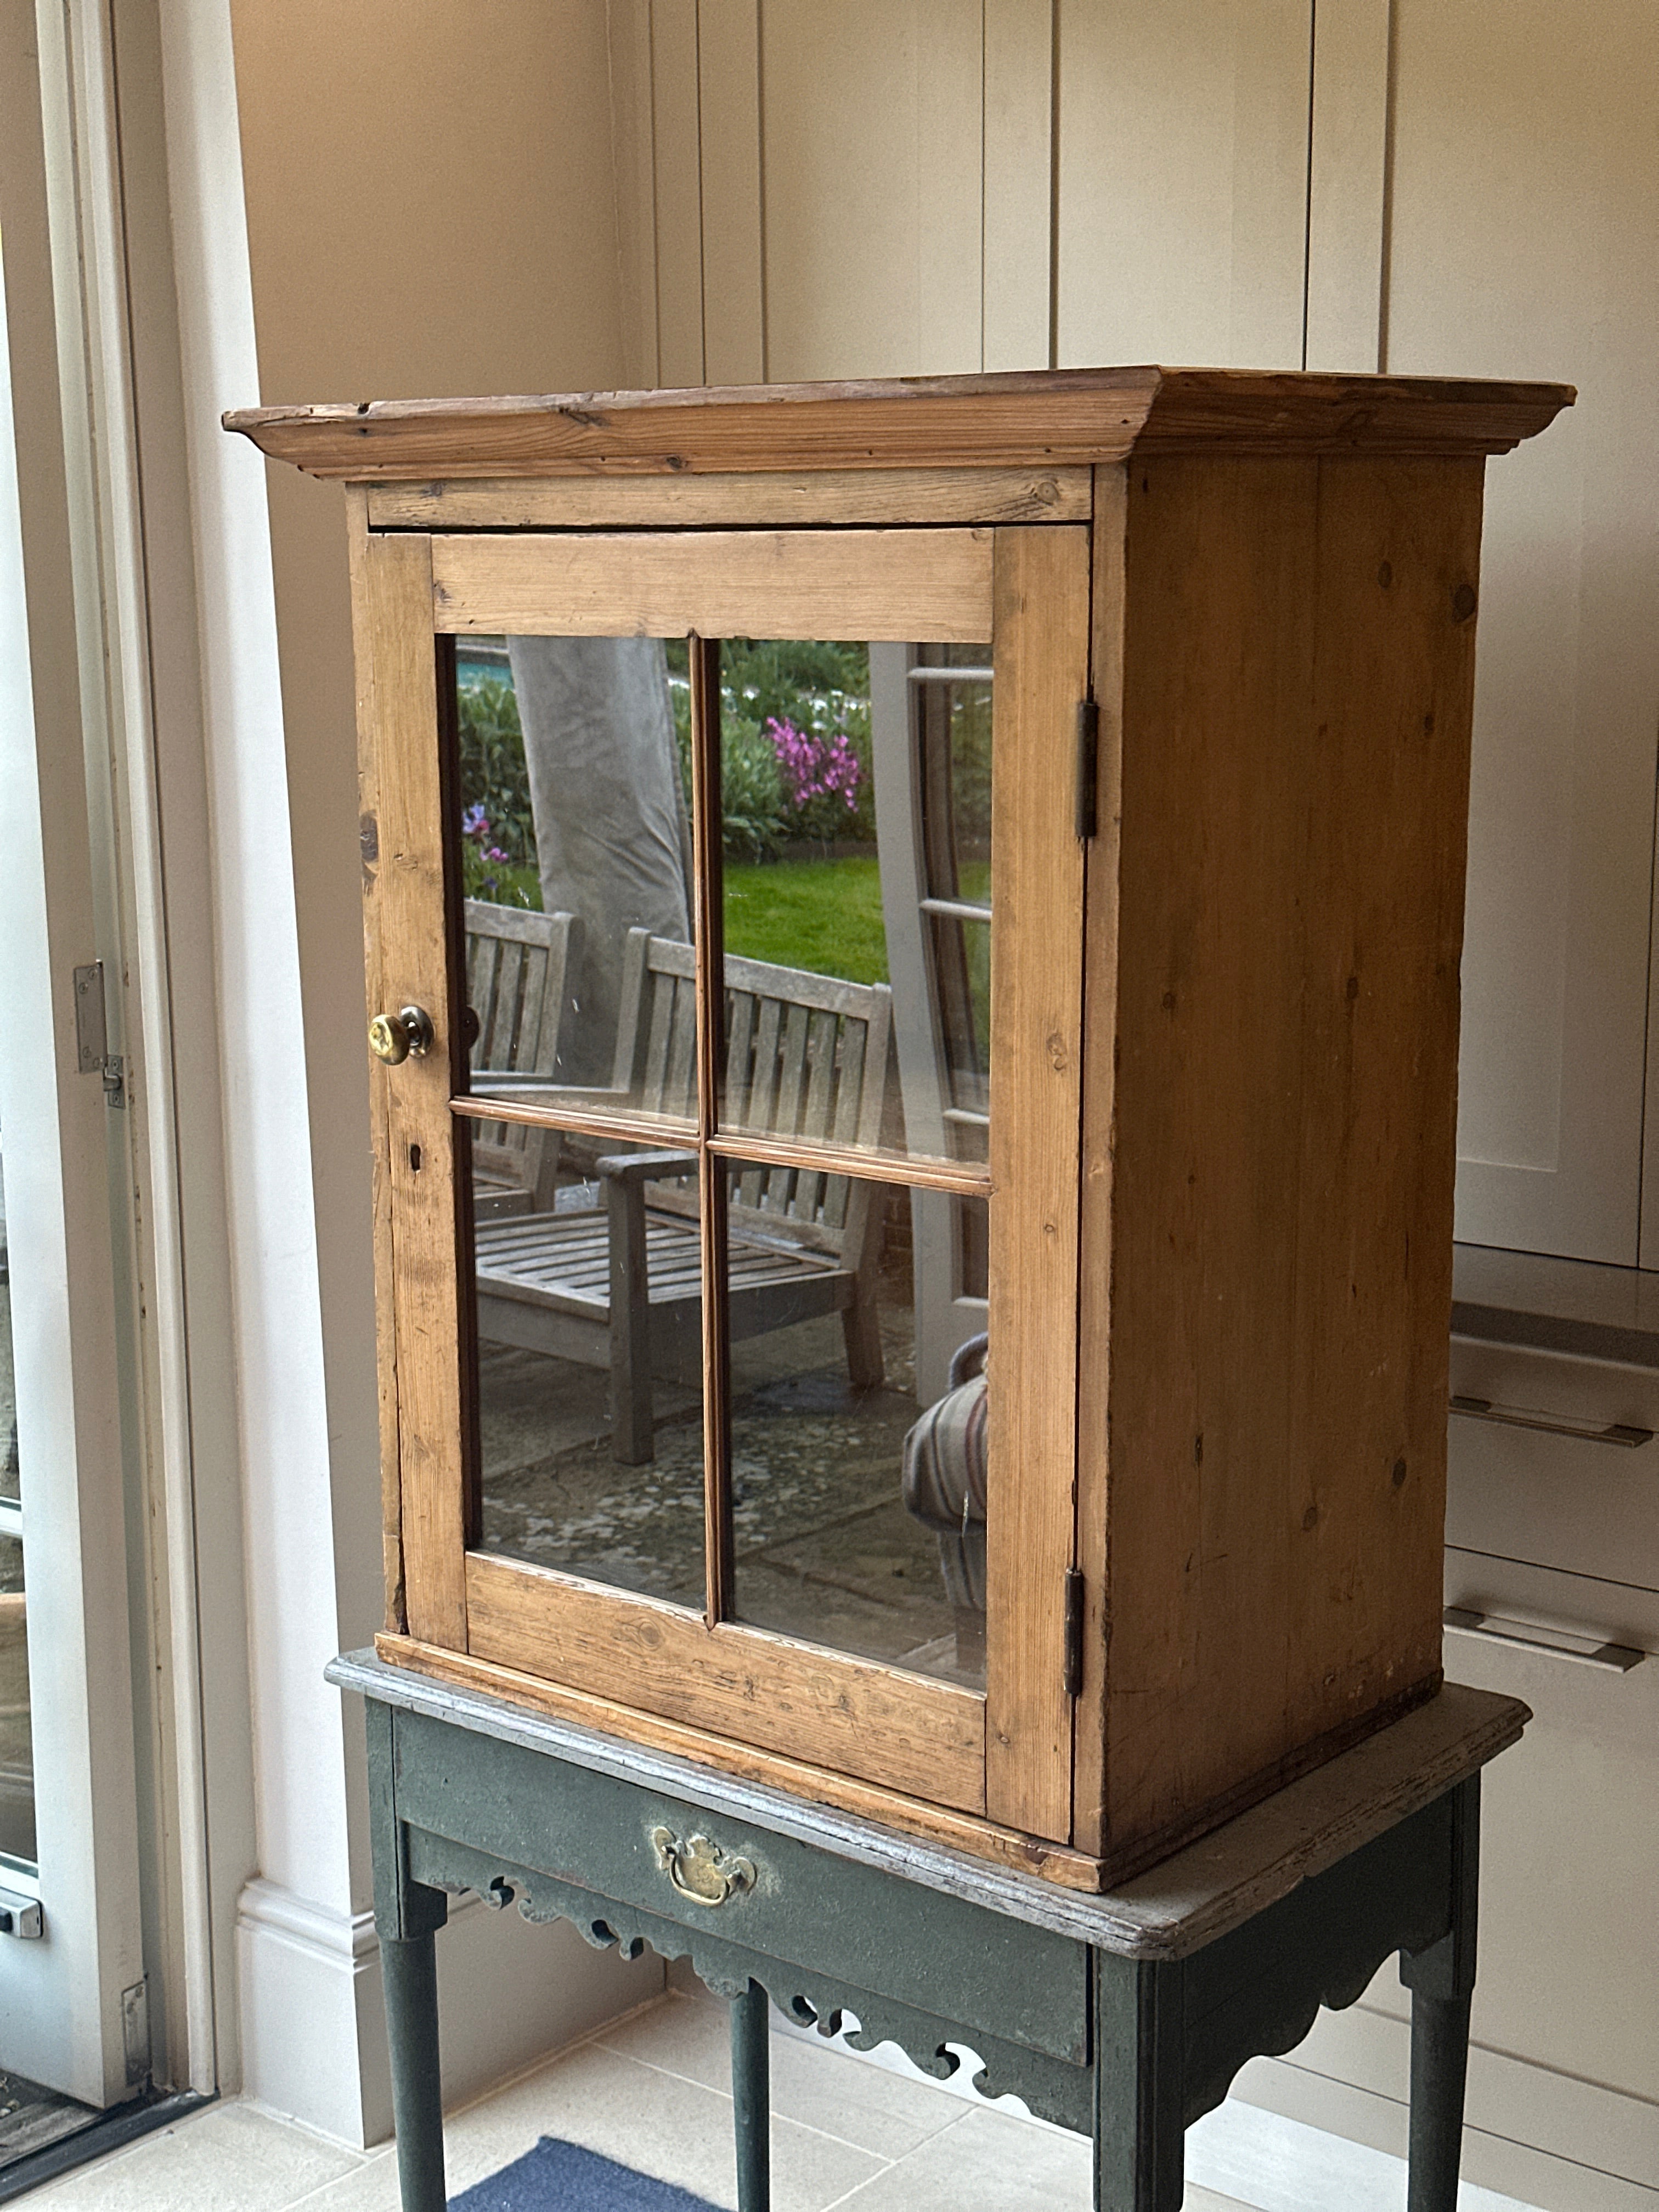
[724,856,889,983]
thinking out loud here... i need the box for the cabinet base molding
[373,1634,1445,1894]
[374,1632,1107,1890]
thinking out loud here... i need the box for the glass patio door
[0,222,145,2106]
[370,521,1089,1842]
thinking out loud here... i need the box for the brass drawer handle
[649,1826,755,1908]
[1449,1395,1653,1449]
[1444,1606,1645,1673]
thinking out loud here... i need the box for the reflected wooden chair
[462,899,580,1219]
[472,928,895,1463]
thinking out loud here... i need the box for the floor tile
[828,2103,1092,2211]
[603,1991,965,2159]
[24,2101,364,2211]
[442,2039,883,2212]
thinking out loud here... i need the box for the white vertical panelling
[698,0,766,383]
[1383,0,1659,1264]
[652,0,706,385]
[1304,0,1390,371]
[1054,0,1311,370]
[983,0,1053,370]
[759,0,983,382]
[608,0,663,387]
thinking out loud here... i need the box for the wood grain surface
[346,488,407,1633]
[361,531,469,1649]
[984,525,1092,1842]
[464,1550,988,1813]
[1097,453,1483,1864]
[227,366,1572,482]
[429,528,994,641]
[368,467,1092,531]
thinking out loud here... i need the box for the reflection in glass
[728,1165,988,1688]
[470,1124,707,1607]
[0,1149,34,1870]
[713,640,993,1167]
[455,634,696,1128]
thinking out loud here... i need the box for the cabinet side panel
[1103,456,1482,1860]
[346,489,404,1633]
[361,531,469,1649]
[1282,456,1482,1750]
[1103,455,1318,1856]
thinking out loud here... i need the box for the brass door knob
[368,1006,435,1065]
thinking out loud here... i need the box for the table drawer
[390,1703,1088,2066]
[1446,1338,1659,1591]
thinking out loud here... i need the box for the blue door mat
[452,2136,722,2212]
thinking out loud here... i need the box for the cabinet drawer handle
[1449,1396,1653,1449]
[649,1826,756,1908]
[1444,1606,1645,1673]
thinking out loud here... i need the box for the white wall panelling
[1304,0,1390,372]
[1055,0,1312,370]
[1380,1,1659,1265]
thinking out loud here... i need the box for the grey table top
[331,1647,1526,1961]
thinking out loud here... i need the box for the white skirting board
[236,1877,659,2146]
[772,2001,1546,2212]
[1234,2000,1659,2212]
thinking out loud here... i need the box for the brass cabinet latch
[368,1005,435,1065]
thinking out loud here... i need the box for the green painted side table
[329,1651,1527,2212]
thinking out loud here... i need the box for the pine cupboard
[229,366,1570,1887]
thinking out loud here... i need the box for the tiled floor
[16,1988,1537,2212]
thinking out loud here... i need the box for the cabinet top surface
[225,364,1573,482]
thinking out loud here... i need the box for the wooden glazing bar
[449,1093,695,1147]
[706,1131,990,1196]
[690,634,734,1626]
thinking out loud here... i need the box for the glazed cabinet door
[354,519,1090,1842]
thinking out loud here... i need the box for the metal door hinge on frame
[1063,1568,1085,1698]
[73,961,125,1107]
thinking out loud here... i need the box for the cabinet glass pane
[711,640,992,1169]
[455,634,698,1132]
[467,1126,706,1608]
[725,1164,988,1688]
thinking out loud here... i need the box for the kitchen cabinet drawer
[1447,1338,1659,1592]
[1444,1589,1659,2131]
[1283,1560,1659,2185]
[1444,1546,1659,1657]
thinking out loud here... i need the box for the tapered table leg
[1402,1776,1481,2212]
[366,1697,450,2212]
[1094,1957,1186,2212]
[382,1930,447,2212]
[731,1979,771,2212]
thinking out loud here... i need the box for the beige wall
[228,0,628,1647]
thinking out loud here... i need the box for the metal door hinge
[74,961,125,1108]
[0,1883,43,1939]
[121,1978,150,2084]
[1075,699,1099,840]
[1063,1568,1085,1698]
